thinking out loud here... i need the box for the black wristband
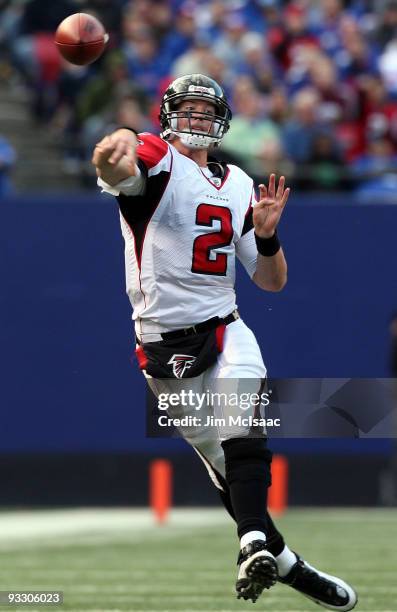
[119,126,139,137]
[255,231,281,257]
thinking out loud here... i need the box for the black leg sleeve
[222,437,272,539]
[264,511,286,556]
[194,443,286,552]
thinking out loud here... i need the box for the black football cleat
[236,540,278,603]
[278,554,358,611]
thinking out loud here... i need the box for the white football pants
[145,318,267,487]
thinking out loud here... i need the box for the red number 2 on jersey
[191,204,233,276]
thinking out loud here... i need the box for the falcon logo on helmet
[159,74,232,150]
[168,354,197,378]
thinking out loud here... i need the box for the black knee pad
[221,437,272,486]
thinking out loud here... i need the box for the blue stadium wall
[1,193,397,506]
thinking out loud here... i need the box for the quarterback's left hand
[253,174,290,238]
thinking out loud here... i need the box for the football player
[92,74,357,610]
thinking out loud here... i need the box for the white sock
[240,530,267,549]
[276,546,297,577]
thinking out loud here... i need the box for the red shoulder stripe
[137,133,169,170]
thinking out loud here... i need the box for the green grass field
[1,508,396,612]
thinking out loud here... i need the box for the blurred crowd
[1,0,397,194]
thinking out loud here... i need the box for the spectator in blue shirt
[282,87,323,163]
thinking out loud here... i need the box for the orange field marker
[150,459,173,524]
[268,455,288,515]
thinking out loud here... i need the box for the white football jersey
[104,133,258,339]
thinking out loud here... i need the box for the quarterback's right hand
[92,129,138,185]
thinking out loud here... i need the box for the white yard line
[285,508,397,522]
[1,507,395,551]
[0,508,226,550]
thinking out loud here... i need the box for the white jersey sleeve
[97,131,173,197]
[235,186,258,278]
[97,164,146,196]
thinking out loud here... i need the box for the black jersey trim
[242,206,254,236]
[117,153,172,268]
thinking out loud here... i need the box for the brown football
[55,13,108,65]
